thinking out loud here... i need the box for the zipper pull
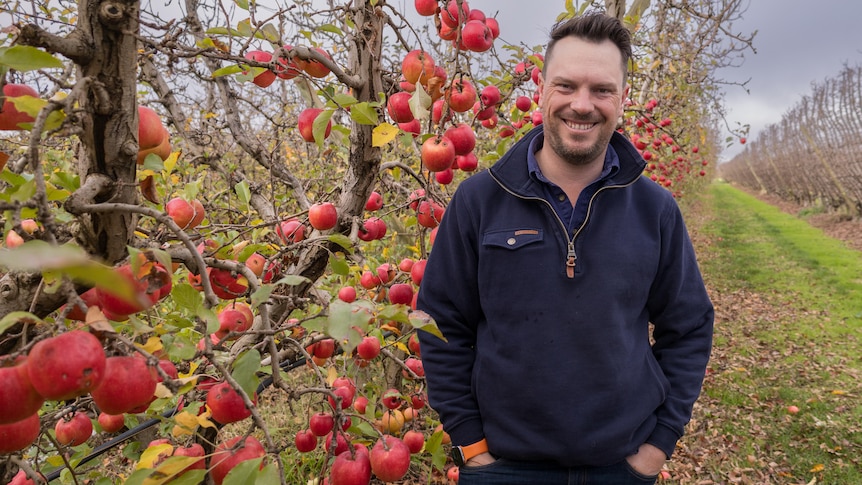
[566,242,576,278]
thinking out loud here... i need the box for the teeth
[564,120,593,130]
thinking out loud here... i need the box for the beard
[542,113,613,167]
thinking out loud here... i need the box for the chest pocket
[482,228,544,250]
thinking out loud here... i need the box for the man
[416,11,714,485]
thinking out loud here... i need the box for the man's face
[538,37,629,167]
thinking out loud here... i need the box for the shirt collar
[527,132,620,184]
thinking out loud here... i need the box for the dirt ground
[735,186,862,253]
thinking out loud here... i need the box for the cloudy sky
[409,0,862,161]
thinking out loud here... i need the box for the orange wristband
[460,439,489,461]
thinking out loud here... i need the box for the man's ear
[620,83,631,117]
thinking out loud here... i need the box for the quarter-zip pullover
[417,125,714,467]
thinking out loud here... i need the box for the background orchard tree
[0,0,752,483]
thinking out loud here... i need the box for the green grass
[672,182,862,484]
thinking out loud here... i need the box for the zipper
[489,170,640,278]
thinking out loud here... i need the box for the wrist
[451,439,488,466]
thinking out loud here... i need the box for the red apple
[353,395,369,414]
[365,191,383,211]
[91,355,158,415]
[325,432,351,457]
[456,152,479,172]
[401,50,435,86]
[485,17,500,39]
[0,358,44,424]
[97,412,126,433]
[210,436,266,485]
[357,219,378,241]
[381,388,402,410]
[95,263,161,318]
[480,84,501,107]
[27,330,106,401]
[165,197,203,230]
[206,381,254,425]
[295,428,318,452]
[138,105,167,149]
[441,0,470,28]
[447,466,460,481]
[297,107,332,143]
[300,47,332,78]
[516,95,532,112]
[243,50,276,88]
[355,336,381,360]
[329,448,371,485]
[370,435,411,482]
[338,286,357,303]
[9,469,39,485]
[531,110,543,126]
[359,270,381,289]
[403,356,425,378]
[414,0,438,16]
[416,200,444,228]
[410,259,427,286]
[0,84,38,131]
[208,268,249,300]
[386,91,414,123]
[445,78,477,113]
[172,443,207,475]
[217,306,253,334]
[276,44,302,80]
[309,202,338,230]
[328,385,355,410]
[309,411,335,437]
[444,123,477,156]
[0,413,41,454]
[421,135,456,172]
[398,118,422,137]
[376,263,395,284]
[54,411,92,446]
[461,19,493,52]
[388,283,414,305]
[403,430,425,454]
[277,217,307,243]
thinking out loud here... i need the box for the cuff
[646,423,681,459]
[445,416,485,448]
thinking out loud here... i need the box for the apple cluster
[243,45,333,88]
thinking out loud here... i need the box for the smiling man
[417,11,715,485]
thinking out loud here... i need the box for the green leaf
[236,18,252,36]
[222,457,264,485]
[235,0,249,11]
[0,311,42,336]
[329,252,350,276]
[205,27,241,36]
[170,283,204,314]
[0,241,138,302]
[406,310,446,341]
[330,93,358,108]
[250,285,274,308]
[212,65,244,78]
[410,83,432,121]
[255,462,281,485]
[318,24,344,36]
[326,234,353,253]
[0,45,64,71]
[313,109,335,147]
[328,300,372,351]
[273,274,311,287]
[349,102,379,126]
[260,23,280,43]
[234,180,251,208]
[231,349,261,397]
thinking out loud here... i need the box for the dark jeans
[458,458,658,485]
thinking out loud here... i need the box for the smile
[564,120,596,130]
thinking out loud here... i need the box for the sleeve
[415,188,487,447]
[645,199,715,458]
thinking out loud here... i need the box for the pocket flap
[482,228,543,249]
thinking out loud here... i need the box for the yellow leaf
[140,336,164,355]
[830,389,846,395]
[136,443,174,469]
[809,464,825,473]
[326,366,339,386]
[372,123,399,147]
[154,382,173,399]
[179,362,199,379]
[143,456,205,485]
[163,151,180,173]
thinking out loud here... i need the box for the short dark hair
[544,12,633,86]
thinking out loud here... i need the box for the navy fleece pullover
[416,126,714,467]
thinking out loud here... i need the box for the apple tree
[0,1,751,483]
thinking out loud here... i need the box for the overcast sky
[409,0,862,162]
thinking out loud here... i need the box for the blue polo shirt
[526,133,620,233]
